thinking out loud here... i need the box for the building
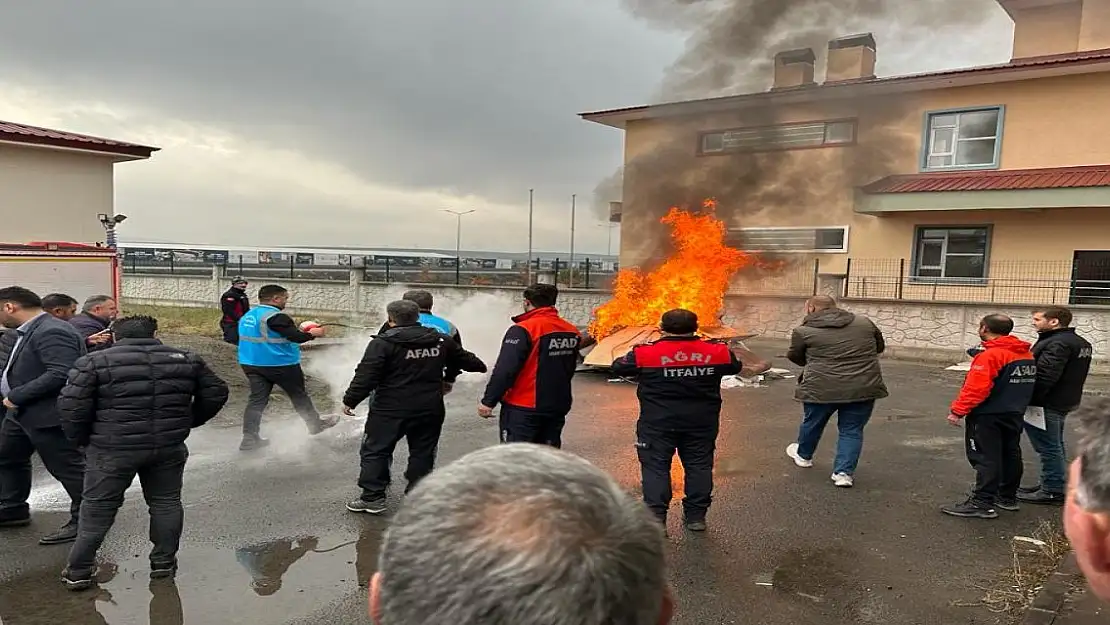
[0,120,158,245]
[582,0,1110,307]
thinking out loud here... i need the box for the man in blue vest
[238,285,338,451]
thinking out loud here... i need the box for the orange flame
[589,199,750,339]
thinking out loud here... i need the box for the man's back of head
[402,290,434,312]
[805,295,836,314]
[371,443,671,625]
[980,314,1014,338]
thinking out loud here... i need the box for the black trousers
[358,414,444,500]
[0,416,84,523]
[499,406,566,448]
[636,421,717,523]
[220,320,239,345]
[67,444,189,576]
[966,412,1024,506]
[241,364,322,436]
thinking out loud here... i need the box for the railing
[845,258,1110,306]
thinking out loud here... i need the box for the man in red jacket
[943,314,1037,519]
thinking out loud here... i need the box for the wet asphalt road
[0,350,1083,625]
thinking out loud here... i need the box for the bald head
[805,295,837,315]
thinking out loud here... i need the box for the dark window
[728,227,848,252]
[912,227,989,280]
[923,107,1002,170]
[701,120,856,154]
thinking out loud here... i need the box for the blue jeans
[1023,408,1068,494]
[796,400,875,475]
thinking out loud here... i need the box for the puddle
[0,522,385,624]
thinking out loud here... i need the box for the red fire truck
[0,242,120,304]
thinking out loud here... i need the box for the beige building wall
[0,144,116,245]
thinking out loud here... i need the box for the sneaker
[685,520,707,532]
[60,569,94,592]
[1016,489,1065,506]
[941,498,998,519]
[346,497,387,515]
[786,444,813,468]
[1017,484,1041,495]
[308,415,340,435]
[150,563,178,579]
[995,498,1020,512]
[239,435,271,451]
[39,521,79,546]
[831,473,854,488]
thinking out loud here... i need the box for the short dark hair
[980,314,1014,336]
[0,287,42,309]
[1034,305,1073,328]
[523,283,558,308]
[387,300,421,326]
[403,290,434,311]
[42,293,78,309]
[660,309,698,334]
[113,316,158,339]
[258,285,288,301]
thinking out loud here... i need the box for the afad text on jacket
[481,307,580,415]
[951,334,1037,417]
[611,336,742,432]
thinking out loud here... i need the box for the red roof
[862,165,1110,194]
[0,120,158,159]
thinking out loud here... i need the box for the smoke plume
[594,0,998,263]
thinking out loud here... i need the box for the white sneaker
[786,443,813,468]
[831,473,854,488]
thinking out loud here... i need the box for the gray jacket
[0,314,86,428]
[787,308,888,404]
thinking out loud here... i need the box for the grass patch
[953,520,1073,622]
[120,304,361,338]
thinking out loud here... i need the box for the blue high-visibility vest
[419,312,457,338]
[238,305,300,367]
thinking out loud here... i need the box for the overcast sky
[0,1,1014,254]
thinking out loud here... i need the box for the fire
[589,199,750,339]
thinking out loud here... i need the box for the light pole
[569,194,576,287]
[527,189,534,284]
[443,209,475,285]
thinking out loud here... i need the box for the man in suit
[0,286,87,545]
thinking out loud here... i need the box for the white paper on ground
[946,362,972,371]
[1024,406,1046,430]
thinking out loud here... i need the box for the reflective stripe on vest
[240,308,286,344]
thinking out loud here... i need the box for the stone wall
[123,272,1110,364]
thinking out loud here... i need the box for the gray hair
[82,294,114,313]
[1076,398,1110,512]
[377,444,667,625]
[386,300,420,326]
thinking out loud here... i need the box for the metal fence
[845,258,1110,306]
[122,256,616,290]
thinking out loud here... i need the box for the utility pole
[443,209,475,285]
[527,189,534,284]
[569,194,576,288]
[607,222,614,257]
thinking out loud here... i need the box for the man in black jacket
[342,300,486,515]
[70,295,118,352]
[611,309,769,531]
[0,286,87,546]
[57,315,229,590]
[219,277,250,345]
[1019,306,1093,506]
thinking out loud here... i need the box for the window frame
[919,105,1006,172]
[697,118,858,156]
[728,225,850,254]
[909,224,992,285]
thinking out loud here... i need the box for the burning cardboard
[582,325,755,368]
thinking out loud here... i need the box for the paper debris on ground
[721,375,765,389]
[766,368,795,379]
[1013,536,1048,547]
[946,361,972,371]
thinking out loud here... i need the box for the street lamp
[443,209,475,284]
[97,213,127,248]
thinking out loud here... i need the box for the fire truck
[0,242,120,305]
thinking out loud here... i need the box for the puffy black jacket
[611,336,742,431]
[343,325,486,418]
[1031,327,1092,412]
[57,338,230,450]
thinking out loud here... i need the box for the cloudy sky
[0,0,1014,254]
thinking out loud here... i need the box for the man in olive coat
[784,295,888,488]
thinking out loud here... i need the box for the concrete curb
[1023,553,1082,625]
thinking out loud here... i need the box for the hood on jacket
[802,308,856,329]
[377,324,443,346]
[982,334,1033,353]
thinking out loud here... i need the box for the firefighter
[478,283,581,448]
[220,277,251,345]
[611,309,770,532]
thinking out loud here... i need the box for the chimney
[996,0,1103,59]
[772,48,816,90]
[608,201,622,224]
[826,33,877,83]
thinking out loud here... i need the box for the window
[727,227,848,253]
[912,227,989,281]
[922,107,1003,170]
[701,119,856,154]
